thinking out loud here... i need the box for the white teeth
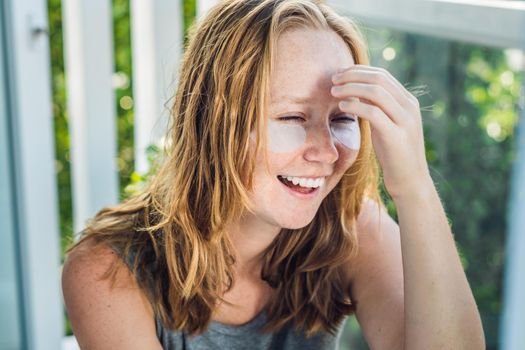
[281,176,325,189]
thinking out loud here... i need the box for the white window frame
[329,0,525,50]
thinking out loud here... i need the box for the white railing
[62,0,119,234]
[130,0,183,175]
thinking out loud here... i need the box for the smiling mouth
[277,175,324,194]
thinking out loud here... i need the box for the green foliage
[47,0,72,259]
[184,0,197,39]
[124,144,163,197]
[441,44,518,350]
[112,0,135,201]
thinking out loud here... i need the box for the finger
[333,65,419,109]
[358,65,420,109]
[332,68,406,105]
[331,83,406,126]
[334,65,412,100]
[355,65,415,101]
[339,98,395,137]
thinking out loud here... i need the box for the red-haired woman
[62,1,485,349]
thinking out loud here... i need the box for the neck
[226,212,282,279]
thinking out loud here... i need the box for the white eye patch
[330,118,361,150]
[267,120,306,153]
[264,116,360,154]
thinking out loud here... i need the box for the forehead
[270,28,355,104]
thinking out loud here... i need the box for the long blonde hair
[71,0,381,337]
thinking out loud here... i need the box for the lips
[277,175,324,195]
[277,175,325,189]
[280,178,315,194]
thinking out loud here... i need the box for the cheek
[335,148,359,175]
[251,148,292,183]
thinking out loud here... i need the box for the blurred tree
[112,0,135,200]
[47,0,72,260]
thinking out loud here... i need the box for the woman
[62,0,485,349]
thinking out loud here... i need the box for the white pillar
[6,0,64,347]
[197,0,219,20]
[62,0,119,234]
[501,67,525,349]
[130,0,184,174]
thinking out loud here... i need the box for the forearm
[394,178,485,349]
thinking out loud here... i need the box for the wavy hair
[70,0,382,337]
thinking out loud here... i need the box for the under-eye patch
[330,116,361,150]
[266,120,307,153]
[264,116,360,153]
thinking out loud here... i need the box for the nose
[303,125,339,164]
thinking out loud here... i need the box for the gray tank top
[155,310,347,350]
[109,242,347,349]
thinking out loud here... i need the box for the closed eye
[331,115,356,123]
[277,115,306,122]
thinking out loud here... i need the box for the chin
[274,212,317,230]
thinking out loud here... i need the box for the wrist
[390,174,437,205]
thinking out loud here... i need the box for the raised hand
[331,65,432,199]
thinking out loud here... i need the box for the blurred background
[1,0,524,349]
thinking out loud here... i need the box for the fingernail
[331,86,340,95]
[339,101,349,109]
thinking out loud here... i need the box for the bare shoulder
[345,197,405,350]
[62,239,163,350]
[347,197,401,278]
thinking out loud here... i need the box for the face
[246,28,360,230]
